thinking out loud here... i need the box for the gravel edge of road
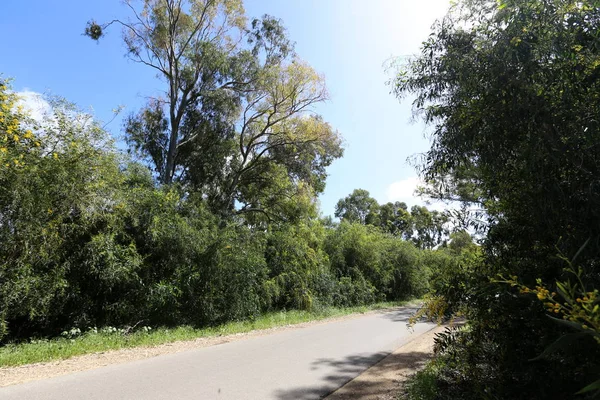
[0,307,417,388]
[324,324,448,400]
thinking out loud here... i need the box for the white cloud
[386,176,421,203]
[385,176,450,211]
[16,90,53,123]
[14,90,111,152]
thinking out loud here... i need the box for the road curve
[1,308,435,400]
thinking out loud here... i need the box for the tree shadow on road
[272,349,432,400]
[377,308,418,323]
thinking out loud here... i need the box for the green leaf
[571,237,590,264]
[530,332,589,361]
[576,378,600,395]
[555,282,573,305]
[546,315,586,331]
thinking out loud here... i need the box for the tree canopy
[87,0,343,221]
[334,188,379,225]
[334,189,450,249]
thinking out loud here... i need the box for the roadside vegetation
[8,1,597,398]
[395,0,600,399]
[0,0,476,367]
[0,301,418,367]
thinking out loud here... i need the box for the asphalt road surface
[1,308,435,400]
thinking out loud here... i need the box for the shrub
[324,222,429,302]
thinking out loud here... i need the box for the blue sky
[1,0,451,216]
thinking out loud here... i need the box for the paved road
[1,308,435,400]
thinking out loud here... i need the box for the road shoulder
[0,307,412,388]
[325,324,447,400]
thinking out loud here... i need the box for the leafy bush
[324,222,429,303]
[263,221,332,310]
[395,0,600,398]
[0,80,433,344]
[403,362,439,400]
[332,276,377,307]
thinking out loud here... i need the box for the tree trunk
[164,118,178,185]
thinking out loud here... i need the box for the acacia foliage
[395,0,600,398]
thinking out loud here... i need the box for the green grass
[0,300,420,368]
[399,361,439,400]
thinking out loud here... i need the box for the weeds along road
[1,308,435,400]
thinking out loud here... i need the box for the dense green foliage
[0,1,479,347]
[335,188,450,249]
[87,0,343,222]
[396,0,600,398]
[0,76,458,344]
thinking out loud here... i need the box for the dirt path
[325,325,447,400]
